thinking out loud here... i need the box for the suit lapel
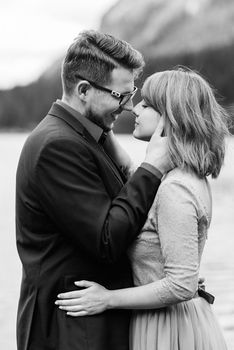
[48,103,126,186]
[82,129,127,185]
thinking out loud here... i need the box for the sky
[0,0,118,89]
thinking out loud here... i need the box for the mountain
[0,0,234,131]
[101,0,234,103]
[101,0,234,55]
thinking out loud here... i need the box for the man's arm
[103,118,171,179]
[36,119,169,263]
[35,137,160,263]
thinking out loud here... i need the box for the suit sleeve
[35,138,161,263]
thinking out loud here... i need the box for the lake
[0,133,233,349]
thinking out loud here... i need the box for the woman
[55,68,229,349]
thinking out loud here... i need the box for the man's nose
[132,101,141,116]
[121,98,133,112]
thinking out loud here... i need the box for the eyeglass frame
[75,74,138,106]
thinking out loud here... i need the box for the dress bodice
[128,168,212,305]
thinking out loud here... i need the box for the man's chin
[103,124,113,132]
[96,121,113,132]
[85,110,116,132]
[105,118,118,132]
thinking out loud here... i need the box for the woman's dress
[128,168,227,350]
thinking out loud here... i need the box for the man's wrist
[140,162,163,179]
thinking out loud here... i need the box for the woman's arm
[55,180,200,316]
[55,279,176,317]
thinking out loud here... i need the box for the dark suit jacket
[16,103,161,350]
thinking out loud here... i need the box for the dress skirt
[129,297,227,350]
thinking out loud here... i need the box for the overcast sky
[0,0,118,89]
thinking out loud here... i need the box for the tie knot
[99,132,108,146]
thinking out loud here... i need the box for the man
[16,30,170,350]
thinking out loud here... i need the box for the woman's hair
[142,67,230,178]
[62,30,145,96]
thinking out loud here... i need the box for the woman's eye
[141,104,148,108]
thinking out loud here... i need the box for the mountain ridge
[0,0,234,131]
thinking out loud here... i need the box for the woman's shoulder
[157,168,212,220]
[161,168,209,191]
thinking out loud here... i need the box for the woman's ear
[77,81,91,101]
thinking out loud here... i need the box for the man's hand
[144,117,172,175]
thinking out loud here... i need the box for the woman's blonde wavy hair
[142,68,230,178]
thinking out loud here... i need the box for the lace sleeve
[151,180,200,306]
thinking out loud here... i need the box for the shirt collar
[56,99,103,143]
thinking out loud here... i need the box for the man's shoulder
[28,114,84,147]
[19,115,90,171]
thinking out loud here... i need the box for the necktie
[99,131,108,146]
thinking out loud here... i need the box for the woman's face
[133,100,161,141]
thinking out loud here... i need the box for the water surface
[0,133,233,349]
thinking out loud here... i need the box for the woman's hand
[55,280,110,317]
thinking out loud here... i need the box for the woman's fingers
[57,280,95,300]
[59,304,83,312]
[74,280,95,288]
[67,311,88,317]
[55,280,108,316]
[57,290,83,299]
[55,298,82,306]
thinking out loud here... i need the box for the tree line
[0,45,233,133]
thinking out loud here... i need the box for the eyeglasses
[75,74,138,106]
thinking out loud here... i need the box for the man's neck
[56,99,104,143]
[61,95,85,116]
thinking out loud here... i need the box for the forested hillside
[1,0,233,132]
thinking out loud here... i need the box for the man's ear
[77,81,91,101]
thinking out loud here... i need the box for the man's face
[85,67,135,131]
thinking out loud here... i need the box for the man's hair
[61,30,145,96]
[142,68,230,178]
